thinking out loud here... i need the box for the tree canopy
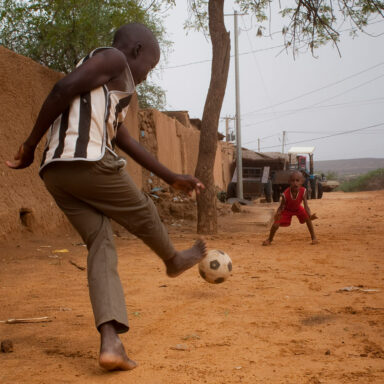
[187,0,384,55]
[0,0,173,108]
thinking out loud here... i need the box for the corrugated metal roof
[242,148,288,161]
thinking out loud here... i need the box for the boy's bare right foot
[262,239,272,246]
[99,322,137,371]
[166,239,207,277]
[311,239,319,245]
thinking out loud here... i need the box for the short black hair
[289,170,304,180]
[113,23,158,47]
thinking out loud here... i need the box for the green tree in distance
[0,0,173,108]
[188,0,384,234]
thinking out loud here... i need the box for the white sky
[151,1,384,161]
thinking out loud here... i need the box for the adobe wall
[216,141,235,189]
[0,47,233,241]
[138,109,234,192]
[118,95,142,188]
[0,46,141,240]
[0,47,67,240]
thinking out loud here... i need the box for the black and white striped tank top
[39,47,135,173]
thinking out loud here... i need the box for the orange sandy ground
[1,191,383,384]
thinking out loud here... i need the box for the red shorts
[276,206,309,227]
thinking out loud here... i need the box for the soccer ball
[198,250,232,284]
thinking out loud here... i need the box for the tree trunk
[195,0,230,234]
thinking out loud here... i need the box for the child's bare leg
[305,218,318,244]
[99,321,137,371]
[166,239,207,277]
[263,223,279,245]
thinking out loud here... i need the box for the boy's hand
[171,175,205,196]
[6,143,35,169]
[310,213,318,221]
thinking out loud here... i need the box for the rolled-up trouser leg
[43,171,129,333]
[85,215,129,333]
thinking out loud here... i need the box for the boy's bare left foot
[262,239,272,246]
[311,239,319,245]
[99,322,137,371]
[166,239,207,277]
[99,343,137,371]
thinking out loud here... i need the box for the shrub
[339,168,384,192]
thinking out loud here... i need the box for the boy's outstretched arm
[303,192,312,217]
[116,124,204,195]
[274,195,285,221]
[6,49,128,169]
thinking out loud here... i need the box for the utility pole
[225,117,230,142]
[282,130,286,154]
[222,116,235,142]
[234,10,243,199]
[258,138,261,152]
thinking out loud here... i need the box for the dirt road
[1,191,383,383]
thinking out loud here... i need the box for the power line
[260,132,281,140]
[243,97,384,117]
[242,61,384,117]
[287,129,384,134]
[250,122,384,150]
[162,43,285,69]
[244,132,281,145]
[242,72,384,132]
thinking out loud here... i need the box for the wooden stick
[0,316,51,324]
[69,260,86,271]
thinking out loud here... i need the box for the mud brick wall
[0,47,234,240]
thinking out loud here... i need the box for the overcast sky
[151,1,384,161]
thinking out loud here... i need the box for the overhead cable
[252,122,384,150]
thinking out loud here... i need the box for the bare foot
[166,239,207,277]
[99,322,137,371]
[262,239,272,246]
[311,239,319,245]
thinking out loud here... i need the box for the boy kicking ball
[263,171,318,246]
[7,23,207,371]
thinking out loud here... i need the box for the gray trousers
[42,151,175,333]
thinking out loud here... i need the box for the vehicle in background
[226,150,288,202]
[271,147,323,201]
[320,175,340,192]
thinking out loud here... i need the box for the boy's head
[113,23,160,85]
[289,171,304,191]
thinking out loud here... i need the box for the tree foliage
[187,0,384,55]
[0,0,173,108]
[136,82,166,110]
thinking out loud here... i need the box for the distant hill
[315,158,384,177]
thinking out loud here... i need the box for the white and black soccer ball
[198,250,232,284]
